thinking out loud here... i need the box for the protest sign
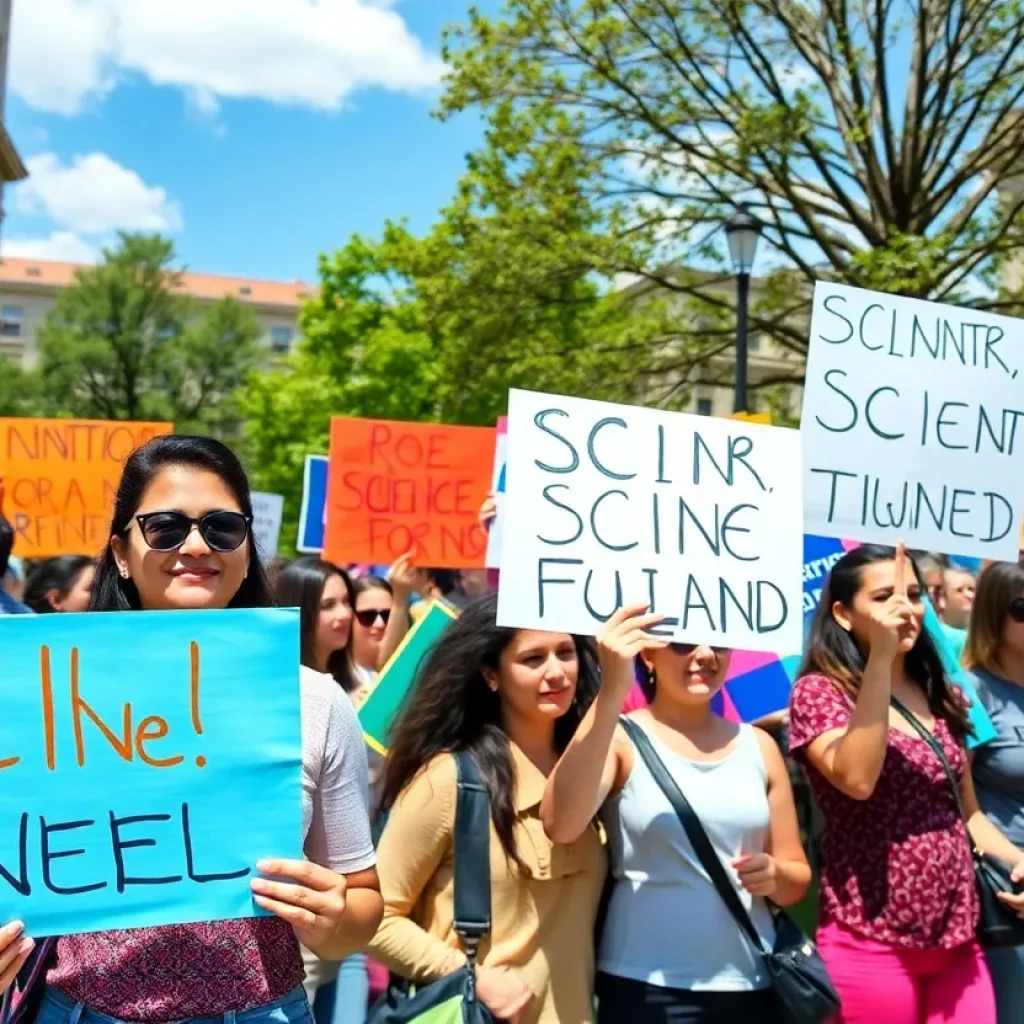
[485,417,508,569]
[0,608,302,937]
[496,389,804,654]
[324,417,494,568]
[251,492,284,563]
[297,455,329,553]
[802,282,1024,560]
[0,418,172,559]
[359,602,458,754]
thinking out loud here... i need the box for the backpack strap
[452,751,492,962]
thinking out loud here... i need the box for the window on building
[25,266,41,278]
[1,306,23,337]
[270,326,295,353]
[239,286,252,297]
[696,398,713,416]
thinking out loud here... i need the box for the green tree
[0,359,43,417]
[36,233,264,433]
[440,0,1024,370]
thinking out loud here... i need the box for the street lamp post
[724,205,763,414]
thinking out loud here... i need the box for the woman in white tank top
[541,604,811,1023]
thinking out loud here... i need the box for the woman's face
[111,466,249,611]
[1001,589,1024,660]
[643,644,732,705]
[315,573,353,666]
[842,559,924,653]
[52,564,95,612]
[493,630,579,725]
[352,587,392,668]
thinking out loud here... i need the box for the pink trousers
[817,923,996,1024]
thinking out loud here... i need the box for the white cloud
[11,0,447,116]
[14,153,183,235]
[2,231,100,263]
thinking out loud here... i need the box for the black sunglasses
[355,608,391,628]
[669,642,729,655]
[134,510,251,553]
[1009,598,1024,624]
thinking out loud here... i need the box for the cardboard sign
[485,417,508,569]
[802,283,1024,559]
[0,608,303,936]
[0,418,172,558]
[324,417,494,568]
[359,601,458,755]
[297,455,329,553]
[496,389,804,654]
[251,492,284,563]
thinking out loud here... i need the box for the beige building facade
[0,257,311,367]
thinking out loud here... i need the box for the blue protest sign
[0,608,303,937]
[297,455,329,553]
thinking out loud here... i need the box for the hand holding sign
[596,603,668,701]
[250,858,348,958]
[0,920,33,994]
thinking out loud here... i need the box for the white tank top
[599,721,776,991]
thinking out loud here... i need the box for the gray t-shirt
[971,668,1024,846]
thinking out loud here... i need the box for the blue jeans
[33,985,313,1024]
[311,955,368,1024]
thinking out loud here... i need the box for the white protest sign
[495,389,804,654]
[802,282,1024,560]
[485,417,508,569]
[251,492,285,563]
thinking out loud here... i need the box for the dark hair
[382,592,600,868]
[90,435,273,612]
[801,544,970,740]
[965,561,1024,675]
[0,513,13,579]
[353,575,393,602]
[276,556,359,692]
[24,555,94,613]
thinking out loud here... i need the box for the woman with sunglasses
[351,574,407,689]
[6,436,382,1024]
[967,561,1024,1023]
[542,605,810,1023]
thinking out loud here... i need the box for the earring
[119,568,130,579]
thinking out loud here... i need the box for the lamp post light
[724,205,763,414]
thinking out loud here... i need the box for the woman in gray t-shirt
[968,560,1024,1024]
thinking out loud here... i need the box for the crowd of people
[2,432,1024,1024]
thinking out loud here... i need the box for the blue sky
[2,0,500,285]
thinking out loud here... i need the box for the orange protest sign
[1,418,172,558]
[324,417,495,568]
[730,411,772,424]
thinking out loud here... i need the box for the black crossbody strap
[452,751,492,954]
[889,698,978,852]
[620,718,770,955]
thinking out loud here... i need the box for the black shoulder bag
[890,696,1024,948]
[620,718,839,1024]
[368,751,497,1024]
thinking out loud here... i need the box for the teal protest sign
[0,608,303,937]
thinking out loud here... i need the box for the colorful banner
[0,418,172,559]
[485,417,508,570]
[359,601,458,755]
[296,455,329,554]
[324,417,494,569]
[0,608,303,936]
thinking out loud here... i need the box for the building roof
[0,123,26,183]
[0,257,313,308]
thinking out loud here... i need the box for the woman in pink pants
[789,545,1024,1024]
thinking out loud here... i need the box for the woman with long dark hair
[789,544,1024,1024]
[542,605,809,1023]
[967,560,1024,1022]
[368,593,606,1024]
[5,436,382,1023]
[23,555,95,613]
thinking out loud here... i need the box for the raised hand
[596,602,668,699]
[867,542,917,657]
[479,493,498,529]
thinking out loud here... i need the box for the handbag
[890,697,1024,948]
[620,718,840,1024]
[368,751,497,1024]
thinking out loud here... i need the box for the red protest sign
[323,417,495,568]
